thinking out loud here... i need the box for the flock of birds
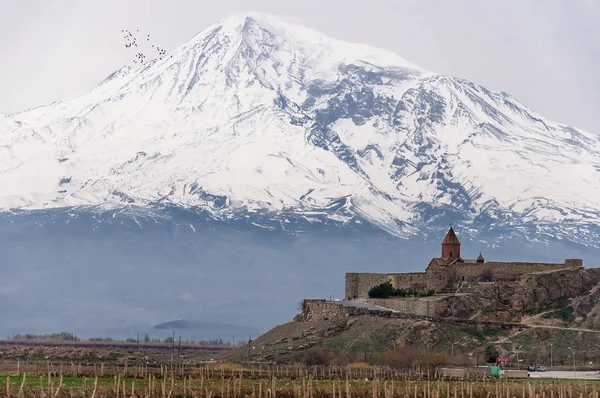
[121,29,169,65]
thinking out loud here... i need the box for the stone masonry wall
[366,297,440,316]
[345,273,389,299]
[346,272,436,299]
[565,259,584,268]
[453,261,577,282]
[426,268,452,292]
[296,299,525,329]
[389,273,428,291]
[297,299,349,322]
[346,259,583,298]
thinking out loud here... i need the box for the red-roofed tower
[442,226,461,261]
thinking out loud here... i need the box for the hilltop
[234,264,600,365]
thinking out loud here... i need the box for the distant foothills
[2,332,231,346]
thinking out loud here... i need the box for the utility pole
[451,342,456,363]
[513,344,522,370]
[425,343,428,371]
[171,330,175,364]
[550,343,553,370]
[178,336,181,360]
[568,347,576,376]
[247,336,252,364]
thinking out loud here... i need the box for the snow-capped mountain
[3,13,600,244]
[2,13,600,340]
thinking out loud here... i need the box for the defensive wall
[297,299,525,329]
[388,273,428,291]
[366,297,440,316]
[424,267,452,292]
[345,273,389,300]
[346,259,583,299]
[345,272,447,299]
[453,260,581,282]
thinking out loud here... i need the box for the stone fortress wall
[346,271,448,299]
[345,273,390,299]
[345,259,582,299]
[388,273,428,291]
[452,260,582,282]
[304,265,600,327]
[366,297,438,316]
[297,299,525,328]
[344,226,584,300]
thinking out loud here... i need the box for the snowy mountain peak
[191,13,428,73]
[2,14,600,245]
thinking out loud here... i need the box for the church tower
[442,226,461,261]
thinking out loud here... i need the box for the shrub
[484,344,499,363]
[368,282,434,298]
[347,362,371,369]
[559,306,574,322]
[368,282,397,298]
[459,326,485,341]
[302,348,334,366]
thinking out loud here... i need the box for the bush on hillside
[368,282,434,298]
[368,281,397,298]
[484,344,499,363]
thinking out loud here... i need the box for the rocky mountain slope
[2,13,600,244]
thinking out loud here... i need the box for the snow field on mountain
[1,13,600,240]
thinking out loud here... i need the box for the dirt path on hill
[523,323,600,333]
[342,298,600,333]
[340,299,400,312]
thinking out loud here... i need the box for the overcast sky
[1,0,599,132]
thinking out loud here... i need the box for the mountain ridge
[1,13,600,246]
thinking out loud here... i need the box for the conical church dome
[442,227,461,245]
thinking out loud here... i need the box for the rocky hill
[243,304,600,366]
[242,267,600,364]
[427,267,600,324]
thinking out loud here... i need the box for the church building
[345,227,583,299]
